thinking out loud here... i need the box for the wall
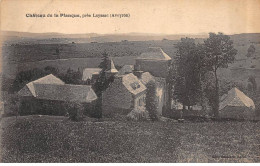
[219,106,255,120]
[102,78,133,115]
[19,97,95,116]
[135,59,170,78]
[133,92,146,109]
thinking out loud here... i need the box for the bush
[145,81,159,121]
[65,102,84,122]
[126,107,149,121]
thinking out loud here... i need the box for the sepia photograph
[0,0,260,163]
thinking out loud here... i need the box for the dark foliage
[9,66,62,93]
[246,44,256,57]
[59,68,83,85]
[10,68,46,93]
[93,52,113,97]
[145,81,158,121]
[204,32,237,117]
[173,38,204,108]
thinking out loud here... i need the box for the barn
[219,87,255,119]
[18,74,97,116]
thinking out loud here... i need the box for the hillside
[1,115,259,162]
[1,32,260,92]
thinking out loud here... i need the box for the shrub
[64,102,84,122]
[126,107,149,121]
[145,81,159,121]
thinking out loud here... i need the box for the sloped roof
[137,47,171,61]
[18,74,97,103]
[139,72,155,85]
[18,74,65,97]
[121,73,146,95]
[219,87,255,110]
[118,65,134,75]
[82,68,102,81]
[32,84,97,102]
[106,59,118,73]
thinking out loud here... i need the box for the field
[1,115,260,163]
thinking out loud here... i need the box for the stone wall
[102,78,133,110]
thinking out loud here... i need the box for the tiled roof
[18,74,97,103]
[118,65,134,75]
[139,72,155,85]
[106,59,118,73]
[120,73,146,95]
[219,87,255,110]
[137,47,171,60]
[18,74,65,97]
[32,84,97,102]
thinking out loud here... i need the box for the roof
[219,87,255,110]
[139,72,155,85]
[118,73,146,95]
[82,68,102,81]
[105,59,118,73]
[18,74,97,103]
[118,65,134,75]
[18,74,65,97]
[33,84,97,102]
[137,47,171,61]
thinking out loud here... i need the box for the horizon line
[2,30,260,36]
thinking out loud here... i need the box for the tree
[145,80,158,121]
[93,52,113,97]
[60,68,82,84]
[10,68,46,92]
[92,52,114,118]
[174,38,201,109]
[64,101,84,122]
[204,32,237,117]
[246,45,256,57]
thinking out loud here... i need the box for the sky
[1,0,260,35]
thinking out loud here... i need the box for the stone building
[102,73,146,117]
[134,47,172,115]
[18,74,97,116]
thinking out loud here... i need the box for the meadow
[1,115,259,162]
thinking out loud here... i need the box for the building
[82,59,118,84]
[82,68,102,81]
[135,47,171,78]
[102,73,146,117]
[219,87,255,119]
[134,47,172,116]
[18,74,97,116]
[82,68,102,84]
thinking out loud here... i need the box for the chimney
[133,64,143,78]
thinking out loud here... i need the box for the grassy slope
[1,115,260,163]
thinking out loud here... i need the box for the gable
[18,85,33,97]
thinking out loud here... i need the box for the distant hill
[1,31,209,44]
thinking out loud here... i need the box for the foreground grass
[0,115,260,162]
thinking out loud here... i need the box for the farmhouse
[219,87,255,119]
[18,74,97,116]
[102,73,146,117]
